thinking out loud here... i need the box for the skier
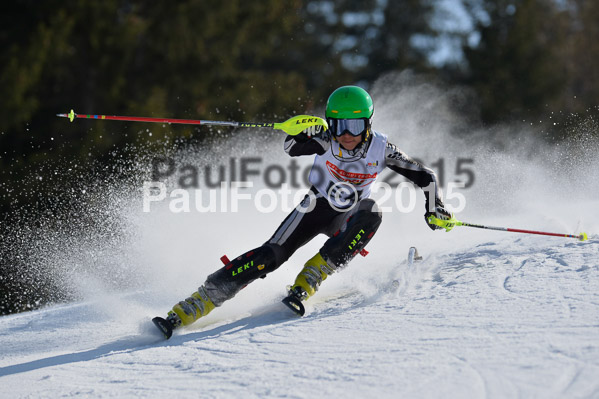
[153,85,451,337]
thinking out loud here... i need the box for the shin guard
[202,245,279,307]
[321,199,382,269]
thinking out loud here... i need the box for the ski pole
[57,109,327,136]
[427,214,588,241]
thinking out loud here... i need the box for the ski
[282,295,306,316]
[282,285,309,316]
[152,316,174,339]
[408,246,423,264]
[390,246,423,288]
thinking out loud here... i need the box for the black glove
[424,198,451,231]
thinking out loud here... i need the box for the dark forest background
[1,0,598,314]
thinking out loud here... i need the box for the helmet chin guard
[330,130,371,162]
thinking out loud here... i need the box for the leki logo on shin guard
[232,260,254,276]
[348,229,365,250]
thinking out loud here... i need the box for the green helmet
[325,86,374,147]
[325,86,374,119]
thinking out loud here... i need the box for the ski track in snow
[1,236,598,398]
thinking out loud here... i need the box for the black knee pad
[204,245,280,306]
[321,199,382,269]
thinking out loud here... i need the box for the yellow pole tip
[579,232,588,241]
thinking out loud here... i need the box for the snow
[1,232,598,397]
[2,75,599,397]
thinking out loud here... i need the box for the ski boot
[152,286,215,339]
[282,252,334,316]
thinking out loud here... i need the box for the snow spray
[2,70,597,316]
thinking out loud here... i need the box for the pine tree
[461,0,566,125]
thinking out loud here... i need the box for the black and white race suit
[202,130,443,306]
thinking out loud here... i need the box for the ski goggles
[327,118,369,137]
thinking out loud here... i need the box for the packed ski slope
[2,74,598,397]
[1,232,598,398]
